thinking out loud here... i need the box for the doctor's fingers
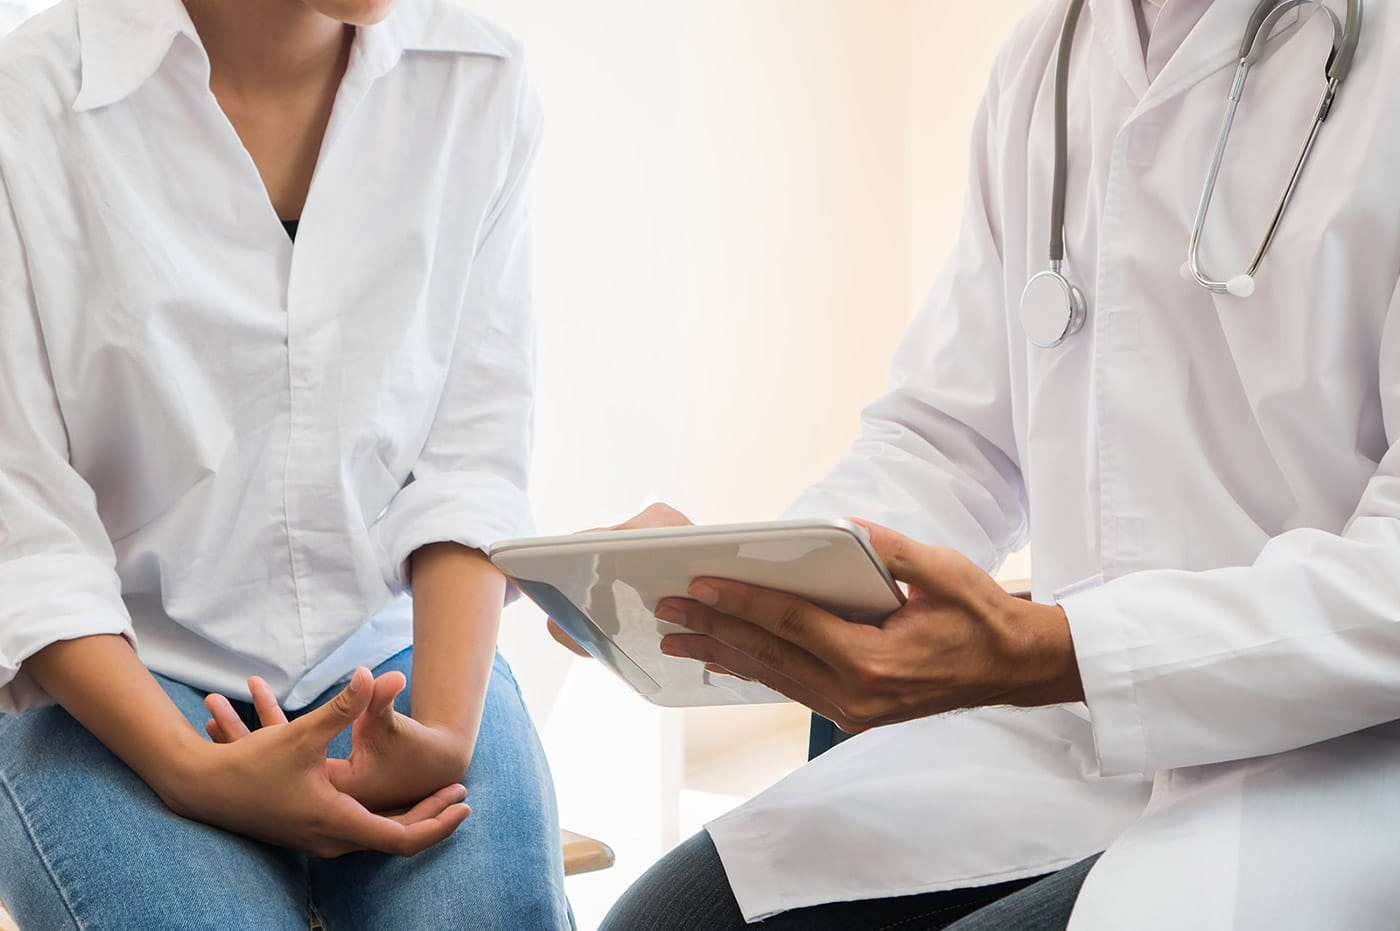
[861,523,1004,612]
[656,599,843,692]
[674,579,869,663]
[660,633,868,730]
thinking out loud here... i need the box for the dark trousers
[600,831,1100,931]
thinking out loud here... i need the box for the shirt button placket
[283,259,312,666]
[1096,122,1147,579]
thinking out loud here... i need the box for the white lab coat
[706,1,1400,926]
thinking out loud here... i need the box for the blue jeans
[0,649,570,930]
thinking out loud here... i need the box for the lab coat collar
[1086,0,1322,115]
[1137,0,1320,113]
[73,0,512,113]
[1087,0,1151,99]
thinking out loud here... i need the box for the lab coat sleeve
[0,164,135,714]
[1065,274,1400,775]
[786,78,1026,573]
[371,64,542,590]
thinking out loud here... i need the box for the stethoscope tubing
[1188,0,1355,294]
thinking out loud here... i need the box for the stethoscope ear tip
[1226,274,1256,298]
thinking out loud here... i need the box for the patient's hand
[191,667,469,856]
[205,671,474,814]
[545,502,695,656]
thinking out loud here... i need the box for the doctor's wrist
[996,600,1085,708]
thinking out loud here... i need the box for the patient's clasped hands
[189,667,473,858]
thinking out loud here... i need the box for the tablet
[489,519,905,707]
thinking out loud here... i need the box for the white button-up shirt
[0,0,540,713]
[708,0,1400,926]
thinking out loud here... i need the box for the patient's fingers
[386,784,472,827]
[203,692,250,742]
[617,502,692,530]
[248,676,290,727]
[547,619,592,657]
[580,502,693,534]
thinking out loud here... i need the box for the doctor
[593,0,1400,928]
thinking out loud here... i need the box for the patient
[0,1,566,927]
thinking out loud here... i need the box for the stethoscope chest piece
[1021,268,1087,348]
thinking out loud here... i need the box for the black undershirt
[282,218,299,241]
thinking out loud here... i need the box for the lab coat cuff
[372,470,535,592]
[0,554,136,714]
[1060,580,1152,776]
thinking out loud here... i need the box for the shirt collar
[73,0,197,112]
[357,0,513,82]
[73,0,512,113]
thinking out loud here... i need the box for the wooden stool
[0,829,613,930]
[561,828,615,876]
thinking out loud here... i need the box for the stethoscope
[1020,0,1363,349]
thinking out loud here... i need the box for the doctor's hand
[655,522,1084,733]
[178,667,470,858]
[205,670,475,815]
[545,502,695,657]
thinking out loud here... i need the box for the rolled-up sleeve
[372,67,543,590]
[0,165,134,714]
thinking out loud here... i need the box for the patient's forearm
[23,635,206,802]
[408,543,505,757]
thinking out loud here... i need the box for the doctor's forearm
[407,542,505,764]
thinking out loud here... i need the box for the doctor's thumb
[855,520,944,591]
